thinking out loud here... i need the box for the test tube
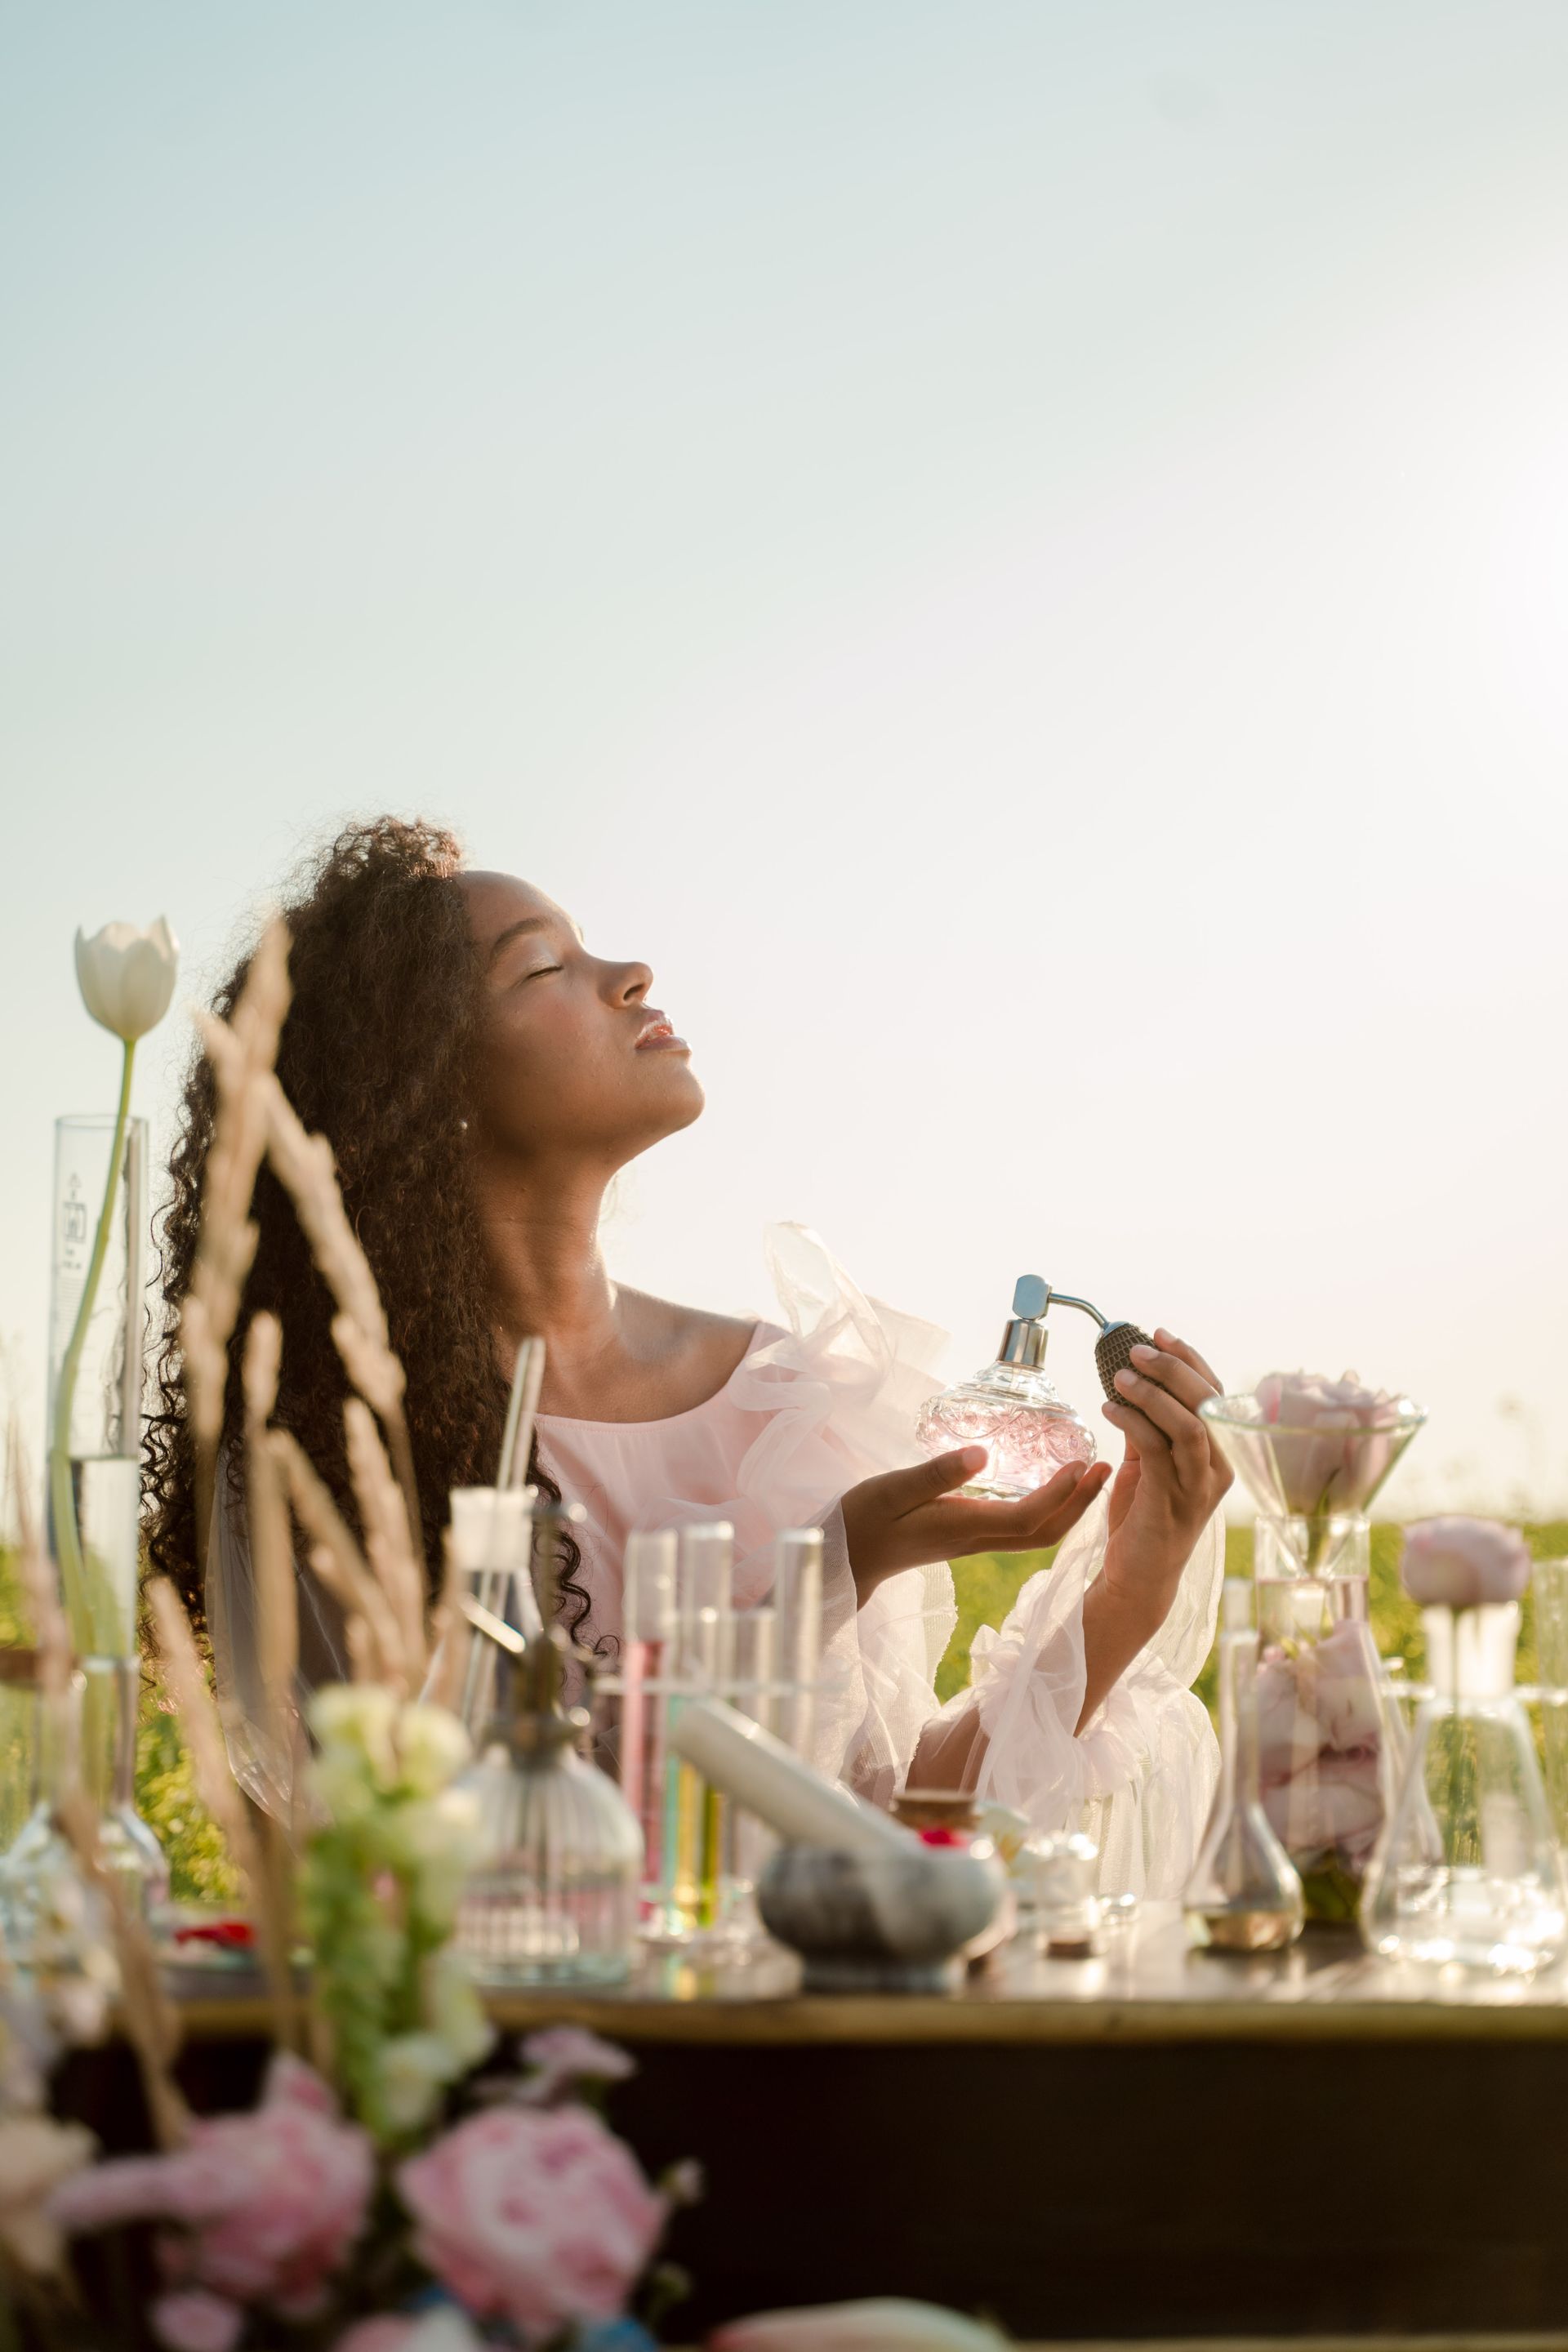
[618,1530,677,1905]
[772,1527,824,1762]
[662,1521,734,1942]
[719,1603,778,1950]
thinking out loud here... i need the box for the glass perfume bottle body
[917,1360,1095,1500]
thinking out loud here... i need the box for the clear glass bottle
[915,1276,1096,1500]
[44,1115,167,1920]
[1184,1579,1304,1953]
[454,1547,643,1987]
[1360,1598,1565,1975]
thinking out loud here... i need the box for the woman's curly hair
[144,815,590,1639]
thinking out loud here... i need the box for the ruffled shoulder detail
[720,1223,952,1561]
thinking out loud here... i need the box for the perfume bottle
[916,1276,1097,1499]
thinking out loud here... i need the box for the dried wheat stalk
[260,1073,426,1579]
[145,1577,299,2056]
[55,1785,190,2150]
[269,1429,405,1687]
[182,918,292,1564]
[343,1398,426,1684]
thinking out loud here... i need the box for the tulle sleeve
[935,1489,1224,1896]
[726,1227,959,1807]
[748,1226,1223,1892]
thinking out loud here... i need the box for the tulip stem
[47,1039,137,1655]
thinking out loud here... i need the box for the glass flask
[0,1668,122,2025]
[454,1508,642,1986]
[916,1276,1095,1500]
[1183,1579,1304,1953]
[1361,1600,1565,1975]
[44,1115,167,1919]
[455,1624,642,1988]
[1530,1557,1568,1848]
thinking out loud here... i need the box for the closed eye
[514,964,561,985]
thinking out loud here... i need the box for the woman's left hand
[1098,1328,1233,1624]
[840,1449,1114,1608]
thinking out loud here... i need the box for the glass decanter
[916,1276,1096,1500]
[1360,1599,1565,1975]
[1183,1578,1304,1953]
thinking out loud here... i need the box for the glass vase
[42,1114,167,1919]
[1251,1514,1397,1925]
[1360,1601,1565,1974]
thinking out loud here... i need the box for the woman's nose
[604,958,653,1006]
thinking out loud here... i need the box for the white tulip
[73,916,180,1042]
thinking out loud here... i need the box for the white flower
[378,1789,483,1925]
[396,1704,471,1798]
[421,1949,495,2076]
[310,1684,401,1791]
[74,917,179,1042]
[0,2114,96,2274]
[375,2032,463,2136]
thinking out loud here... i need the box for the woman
[149,818,1231,1892]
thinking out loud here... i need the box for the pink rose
[1307,1624,1384,1753]
[149,2290,243,2352]
[1401,1517,1531,1609]
[710,2301,1005,2350]
[1255,1370,1405,1519]
[1262,1747,1383,1860]
[1254,1655,1323,1784]
[332,2323,415,2352]
[515,2026,636,2107]
[398,2105,666,2337]
[51,2054,372,2336]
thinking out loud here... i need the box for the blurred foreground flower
[709,2299,1007,2349]
[50,2052,373,2350]
[0,2113,96,2275]
[74,915,180,1041]
[1402,1517,1531,1610]
[397,2103,669,2338]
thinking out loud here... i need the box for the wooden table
[67,1907,1568,2346]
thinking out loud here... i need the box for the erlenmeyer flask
[1361,1600,1565,1974]
[1184,1579,1304,1953]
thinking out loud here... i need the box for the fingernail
[1155,1328,1176,1346]
[1131,1343,1158,1362]
[960,1445,987,1471]
[1114,1368,1138,1392]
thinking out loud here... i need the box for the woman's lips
[635,1011,690,1054]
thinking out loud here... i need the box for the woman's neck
[475,1160,622,1401]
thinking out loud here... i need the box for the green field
[2,1521,1565,1907]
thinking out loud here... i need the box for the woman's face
[460,871,704,1169]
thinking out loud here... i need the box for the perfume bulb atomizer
[1004,1275,1155,1401]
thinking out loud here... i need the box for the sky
[3,1,1568,1520]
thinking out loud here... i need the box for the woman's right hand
[840,1447,1112,1609]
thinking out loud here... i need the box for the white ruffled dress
[536,1226,1223,1898]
